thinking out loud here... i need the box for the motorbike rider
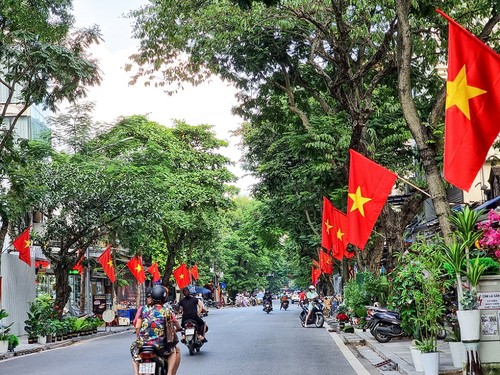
[179,286,208,343]
[131,285,182,375]
[280,293,289,310]
[262,290,273,310]
[304,285,319,327]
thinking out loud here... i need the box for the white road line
[217,315,246,327]
[327,328,372,375]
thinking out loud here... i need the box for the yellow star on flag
[24,240,31,249]
[336,228,345,240]
[134,264,142,272]
[179,274,184,279]
[446,65,487,120]
[107,260,113,268]
[348,186,372,217]
[324,219,333,234]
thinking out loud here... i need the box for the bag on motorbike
[164,311,179,353]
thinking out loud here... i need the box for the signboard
[93,295,107,315]
[478,292,500,310]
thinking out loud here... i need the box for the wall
[0,253,36,336]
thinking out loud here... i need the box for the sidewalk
[328,319,462,375]
[0,325,133,361]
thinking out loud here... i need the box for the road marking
[327,328,371,375]
[217,315,246,327]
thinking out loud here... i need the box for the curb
[0,327,133,361]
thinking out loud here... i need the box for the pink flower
[495,250,500,259]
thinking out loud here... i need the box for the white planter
[410,346,424,372]
[0,340,8,354]
[448,341,465,368]
[38,336,47,345]
[421,352,439,375]
[457,310,481,341]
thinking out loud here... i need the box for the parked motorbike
[280,299,289,311]
[137,345,166,375]
[299,299,325,328]
[263,300,273,314]
[365,306,447,343]
[182,320,205,356]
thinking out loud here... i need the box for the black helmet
[151,285,167,303]
[145,287,153,298]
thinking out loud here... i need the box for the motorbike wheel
[373,327,392,343]
[315,314,324,328]
[188,342,195,356]
[437,328,447,340]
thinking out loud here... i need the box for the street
[0,301,362,375]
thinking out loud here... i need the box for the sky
[71,0,256,195]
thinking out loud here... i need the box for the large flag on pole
[346,149,397,250]
[311,266,322,285]
[331,206,348,260]
[97,246,116,283]
[321,197,335,251]
[173,263,190,289]
[13,227,31,266]
[319,250,333,274]
[190,265,199,280]
[147,262,161,283]
[438,9,500,191]
[127,256,146,283]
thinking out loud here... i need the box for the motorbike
[182,319,205,356]
[280,299,289,311]
[365,306,447,343]
[137,345,166,375]
[263,300,273,313]
[299,299,325,328]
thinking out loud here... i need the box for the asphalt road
[0,301,362,375]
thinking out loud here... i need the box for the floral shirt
[138,304,172,346]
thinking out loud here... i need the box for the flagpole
[396,174,431,198]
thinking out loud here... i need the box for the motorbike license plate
[139,362,156,374]
[185,328,195,335]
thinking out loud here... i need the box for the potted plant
[7,335,19,352]
[0,309,13,354]
[456,256,488,341]
[444,313,465,368]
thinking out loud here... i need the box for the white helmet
[309,285,315,290]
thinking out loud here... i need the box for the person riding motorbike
[304,285,319,328]
[280,294,289,310]
[178,286,208,343]
[262,290,273,311]
[131,285,182,375]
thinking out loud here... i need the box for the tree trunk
[54,263,71,319]
[395,1,452,242]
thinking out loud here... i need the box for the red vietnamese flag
[147,262,161,283]
[127,256,146,283]
[438,9,500,191]
[319,250,333,274]
[73,258,85,275]
[311,266,322,285]
[97,246,115,283]
[173,263,191,289]
[331,206,348,260]
[347,149,397,250]
[13,227,31,266]
[190,265,199,280]
[321,197,335,251]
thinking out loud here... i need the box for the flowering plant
[336,313,349,322]
[477,209,500,259]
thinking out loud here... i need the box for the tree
[0,1,102,252]
[86,116,238,287]
[125,1,427,273]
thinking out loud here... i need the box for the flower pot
[410,346,424,372]
[421,352,439,375]
[38,336,47,345]
[27,336,37,344]
[0,340,8,354]
[457,310,481,341]
[448,341,465,368]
